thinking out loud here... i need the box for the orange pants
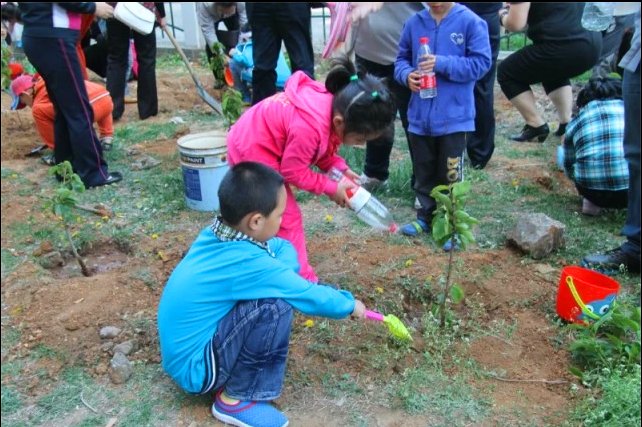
[31,79,113,150]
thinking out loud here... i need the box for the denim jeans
[212,299,293,401]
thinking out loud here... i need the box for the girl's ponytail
[325,55,396,135]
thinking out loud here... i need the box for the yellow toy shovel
[365,310,413,341]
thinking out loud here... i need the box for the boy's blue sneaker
[442,237,460,252]
[400,219,429,237]
[212,390,289,427]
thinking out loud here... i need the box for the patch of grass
[30,367,96,424]
[321,373,363,398]
[0,386,23,417]
[156,52,185,68]
[387,364,489,423]
[1,248,24,280]
[500,32,531,51]
[30,343,66,362]
[567,365,641,426]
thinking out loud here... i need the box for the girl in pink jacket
[227,57,396,282]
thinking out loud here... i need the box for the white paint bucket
[177,130,229,212]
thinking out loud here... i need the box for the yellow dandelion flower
[405,259,414,267]
[375,287,384,294]
[324,214,333,223]
[303,319,314,328]
[151,233,159,240]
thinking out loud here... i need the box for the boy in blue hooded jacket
[157,161,366,427]
[394,2,491,241]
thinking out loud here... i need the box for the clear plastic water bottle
[581,2,615,32]
[556,145,565,171]
[418,37,436,99]
[328,168,398,233]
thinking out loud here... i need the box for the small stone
[109,353,133,384]
[101,341,115,353]
[113,340,136,356]
[38,251,64,269]
[95,363,108,375]
[99,326,122,339]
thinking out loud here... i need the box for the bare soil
[1,69,581,426]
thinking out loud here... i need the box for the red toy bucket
[556,266,620,323]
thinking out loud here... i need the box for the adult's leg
[356,56,394,182]
[547,85,573,125]
[467,11,500,169]
[621,66,641,260]
[278,3,314,79]
[23,34,109,186]
[213,299,293,400]
[133,30,158,120]
[247,3,281,104]
[576,184,628,209]
[106,19,130,120]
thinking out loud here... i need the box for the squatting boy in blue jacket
[394,2,491,241]
[158,162,366,427]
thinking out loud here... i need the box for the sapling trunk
[65,226,91,277]
[440,244,454,328]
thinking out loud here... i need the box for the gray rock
[109,352,133,384]
[508,213,565,259]
[99,326,122,339]
[113,340,136,356]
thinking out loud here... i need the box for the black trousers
[355,56,411,181]
[467,11,500,169]
[22,34,109,187]
[498,33,601,99]
[409,132,467,224]
[106,19,158,120]
[246,3,314,105]
[576,184,628,209]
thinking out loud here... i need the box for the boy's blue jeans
[212,299,293,401]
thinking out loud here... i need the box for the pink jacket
[227,71,347,196]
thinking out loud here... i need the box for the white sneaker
[358,173,387,191]
[414,197,421,210]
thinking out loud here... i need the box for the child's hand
[407,71,421,92]
[351,299,366,320]
[330,178,357,207]
[418,54,436,73]
[343,168,361,183]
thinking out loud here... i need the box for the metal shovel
[162,27,223,115]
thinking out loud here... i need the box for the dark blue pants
[409,132,467,223]
[356,56,411,182]
[467,11,500,169]
[621,66,640,260]
[212,299,293,401]
[106,19,158,120]
[22,34,109,187]
[246,3,314,105]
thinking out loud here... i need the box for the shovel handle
[163,26,200,87]
[365,310,384,322]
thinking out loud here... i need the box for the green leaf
[568,366,584,379]
[450,285,464,304]
[452,181,471,197]
[454,209,479,225]
[432,217,450,243]
[431,191,452,211]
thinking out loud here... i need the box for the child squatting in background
[394,2,491,247]
[226,56,396,283]
[560,77,628,216]
[157,162,367,427]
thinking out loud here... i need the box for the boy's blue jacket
[394,4,491,136]
[157,227,355,394]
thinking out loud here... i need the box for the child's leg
[434,132,466,187]
[409,133,439,224]
[93,96,114,138]
[277,184,318,282]
[230,59,252,103]
[212,299,293,400]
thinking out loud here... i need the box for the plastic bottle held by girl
[328,168,398,233]
[418,37,436,99]
[581,2,615,32]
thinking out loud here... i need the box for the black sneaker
[510,123,550,143]
[554,123,567,137]
[582,247,641,275]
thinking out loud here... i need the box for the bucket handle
[566,276,601,321]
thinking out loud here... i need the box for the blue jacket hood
[394,4,491,136]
